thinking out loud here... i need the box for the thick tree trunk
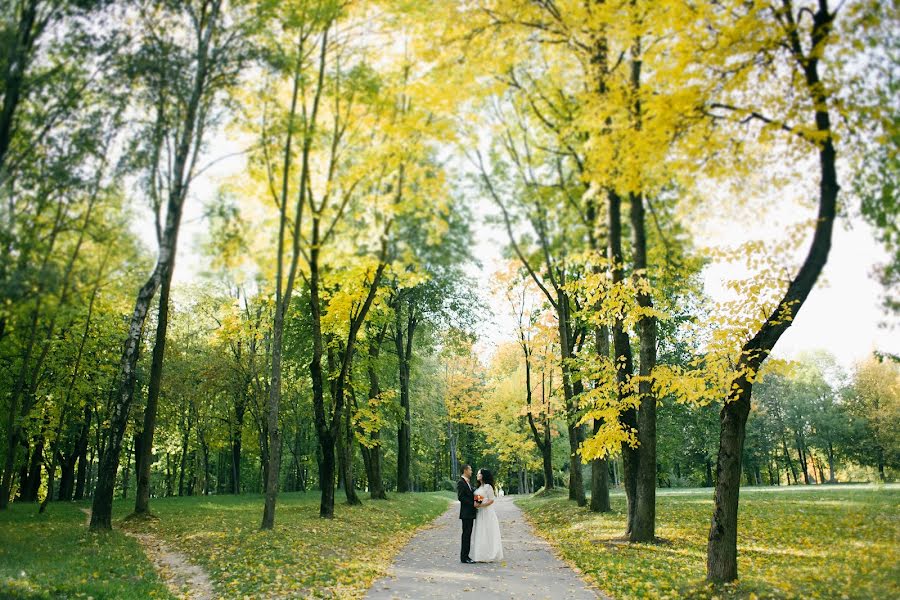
[91,238,164,529]
[706,382,751,582]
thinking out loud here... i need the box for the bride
[470,468,503,562]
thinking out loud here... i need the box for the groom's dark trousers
[457,477,477,562]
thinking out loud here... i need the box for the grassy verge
[516,484,899,599]
[0,501,171,599]
[122,491,450,598]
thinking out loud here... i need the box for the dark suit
[457,476,477,562]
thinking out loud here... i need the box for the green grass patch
[516,484,900,599]
[0,501,171,599]
[122,491,450,599]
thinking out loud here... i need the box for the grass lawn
[121,491,450,598]
[0,501,171,599]
[1,491,451,599]
[516,484,899,600]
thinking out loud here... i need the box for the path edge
[512,497,614,600]
[80,507,214,600]
[360,496,456,595]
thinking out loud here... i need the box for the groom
[457,464,477,564]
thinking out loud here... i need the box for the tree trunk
[261,310,285,528]
[230,392,246,494]
[590,326,611,512]
[90,0,220,525]
[394,302,415,493]
[630,188,657,542]
[590,428,611,512]
[557,297,585,506]
[339,397,361,505]
[608,190,637,533]
[359,333,387,500]
[781,433,798,484]
[707,5,838,578]
[449,422,459,480]
[22,431,44,502]
[826,440,836,483]
[177,411,192,496]
[120,438,133,500]
[135,268,177,514]
[796,434,810,484]
[706,382,751,583]
[74,422,90,501]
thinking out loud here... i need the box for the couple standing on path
[457,463,504,563]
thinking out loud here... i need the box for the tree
[844,357,900,481]
[92,0,249,529]
[700,0,851,581]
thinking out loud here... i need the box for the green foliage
[519,485,900,599]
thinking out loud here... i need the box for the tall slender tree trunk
[91,0,221,530]
[796,434,810,484]
[360,331,388,499]
[261,305,285,528]
[230,391,246,494]
[339,396,360,505]
[590,326,611,512]
[73,408,91,501]
[608,190,637,533]
[557,297,586,506]
[630,189,657,542]
[134,266,176,514]
[394,301,415,493]
[826,440,836,483]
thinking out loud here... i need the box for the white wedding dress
[470,483,503,562]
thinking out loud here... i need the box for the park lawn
[517,484,899,600]
[0,500,171,599]
[121,491,451,599]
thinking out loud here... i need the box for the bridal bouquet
[474,494,484,504]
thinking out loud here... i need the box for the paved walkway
[364,497,605,599]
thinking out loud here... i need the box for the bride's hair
[479,468,496,490]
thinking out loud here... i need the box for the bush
[439,478,456,491]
